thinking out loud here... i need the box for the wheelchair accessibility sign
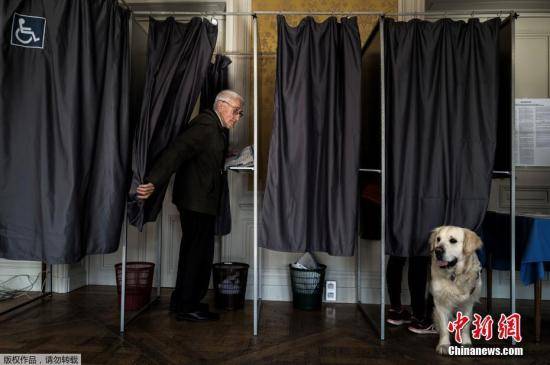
[11,13,46,49]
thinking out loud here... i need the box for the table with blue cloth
[480,211,550,342]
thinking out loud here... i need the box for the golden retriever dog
[429,226,483,355]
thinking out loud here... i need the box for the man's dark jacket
[146,110,227,216]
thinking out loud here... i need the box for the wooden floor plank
[0,286,547,364]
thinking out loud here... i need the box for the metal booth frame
[2,3,548,344]
[115,8,550,342]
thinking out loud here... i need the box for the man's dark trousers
[170,207,216,313]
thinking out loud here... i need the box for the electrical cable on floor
[0,271,45,302]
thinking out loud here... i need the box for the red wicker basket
[115,262,155,311]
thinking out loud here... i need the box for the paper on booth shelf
[224,145,254,169]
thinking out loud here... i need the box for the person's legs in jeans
[386,256,412,325]
[387,255,406,310]
[407,256,436,333]
[426,293,434,322]
[408,256,430,320]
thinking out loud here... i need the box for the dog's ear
[429,227,441,252]
[463,229,482,255]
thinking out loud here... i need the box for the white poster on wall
[515,99,550,166]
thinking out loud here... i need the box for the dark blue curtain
[127,17,217,230]
[260,16,361,256]
[384,18,502,256]
[0,0,130,263]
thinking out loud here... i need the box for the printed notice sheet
[515,99,550,166]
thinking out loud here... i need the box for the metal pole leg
[157,209,163,298]
[120,217,128,334]
[252,13,259,337]
[379,15,386,341]
[510,15,517,345]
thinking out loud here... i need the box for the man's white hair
[214,90,244,107]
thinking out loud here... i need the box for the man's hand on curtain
[137,183,155,200]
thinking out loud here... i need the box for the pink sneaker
[386,308,412,326]
[408,318,437,335]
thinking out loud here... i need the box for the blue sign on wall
[11,13,46,49]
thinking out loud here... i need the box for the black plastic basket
[289,264,326,310]
[212,262,249,310]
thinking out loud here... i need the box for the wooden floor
[0,286,549,364]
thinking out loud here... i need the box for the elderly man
[137,90,244,322]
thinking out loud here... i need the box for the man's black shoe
[195,303,210,312]
[171,302,209,312]
[176,311,220,322]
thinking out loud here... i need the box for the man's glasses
[221,100,244,118]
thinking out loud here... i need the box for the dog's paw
[461,339,472,347]
[436,344,450,356]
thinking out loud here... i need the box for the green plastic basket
[289,264,326,310]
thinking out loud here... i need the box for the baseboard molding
[51,264,88,293]
[242,268,550,303]
[243,268,379,303]
[27,264,548,302]
[0,261,88,294]
[67,267,87,293]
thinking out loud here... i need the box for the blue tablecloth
[480,212,550,285]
